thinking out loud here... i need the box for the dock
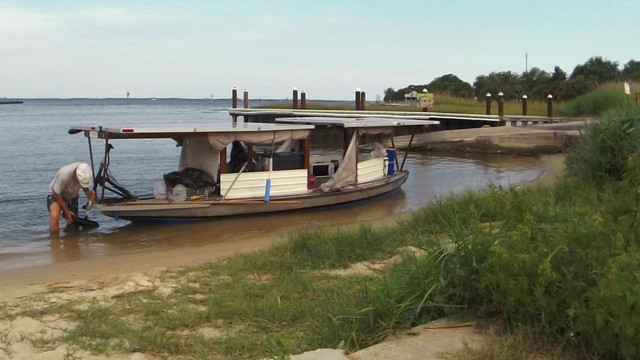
[228,108,565,130]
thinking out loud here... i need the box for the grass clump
[563,82,638,117]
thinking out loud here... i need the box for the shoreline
[0,153,566,302]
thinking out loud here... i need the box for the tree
[520,67,551,100]
[426,74,473,98]
[473,71,522,100]
[570,56,620,83]
[383,87,396,102]
[550,66,567,82]
[622,60,640,81]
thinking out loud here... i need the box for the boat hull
[97,171,409,221]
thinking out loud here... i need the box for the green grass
[563,82,639,117]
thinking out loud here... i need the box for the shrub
[566,105,640,184]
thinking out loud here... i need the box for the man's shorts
[47,195,79,218]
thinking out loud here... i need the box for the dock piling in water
[293,87,299,109]
[232,87,238,108]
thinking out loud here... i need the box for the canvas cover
[178,130,310,181]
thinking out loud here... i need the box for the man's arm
[84,188,96,202]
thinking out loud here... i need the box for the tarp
[206,130,310,151]
[178,136,220,181]
[178,130,311,181]
[320,131,390,192]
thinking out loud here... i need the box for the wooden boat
[68,117,436,221]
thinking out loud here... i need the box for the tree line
[384,56,640,102]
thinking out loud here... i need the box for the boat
[68,116,436,221]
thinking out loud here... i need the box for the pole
[292,87,298,109]
[355,89,361,111]
[360,91,366,111]
[301,90,307,109]
[497,92,504,118]
[485,93,492,115]
[232,87,238,108]
[522,95,528,116]
[547,94,553,119]
[243,89,249,109]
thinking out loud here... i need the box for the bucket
[386,149,396,175]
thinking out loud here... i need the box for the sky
[1,0,638,100]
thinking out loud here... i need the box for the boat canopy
[70,122,315,182]
[69,122,314,146]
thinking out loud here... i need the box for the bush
[567,105,640,184]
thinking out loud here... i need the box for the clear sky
[1,0,638,100]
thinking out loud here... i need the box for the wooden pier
[228,108,562,130]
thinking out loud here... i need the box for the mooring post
[243,89,249,109]
[547,94,553,120]
[301,90,306,109]
[232,87,238,108]
[522,94,528,116]
[497,92,504,117]
[485,93,492,115]
[360,91,366,111]
[355,88,362,111]
[292,87,299,109]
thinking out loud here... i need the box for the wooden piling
[232,87,238,108]
[522,94,528,116]
[485,93,492,115]
[547,94,553,119]
[497,92,504,118]
[301,91,306,109]
[360,91,366,111]
[355,89,362,111]
[292,88,299,109]
[243,89,249,109]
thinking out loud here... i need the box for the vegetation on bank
[384,56,639,102]
[265,81,637,117]
[2,106,640,359]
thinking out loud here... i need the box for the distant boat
[0,100,23,105]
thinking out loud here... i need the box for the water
[0,99,546,271]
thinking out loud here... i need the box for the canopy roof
[69,122,315,139]
[275,116,438,128]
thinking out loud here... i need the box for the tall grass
[563,82,638,117]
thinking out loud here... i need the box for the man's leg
[49,200,62,233]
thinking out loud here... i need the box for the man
[47,162,96,233]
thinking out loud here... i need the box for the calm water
[0,99,545,270]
